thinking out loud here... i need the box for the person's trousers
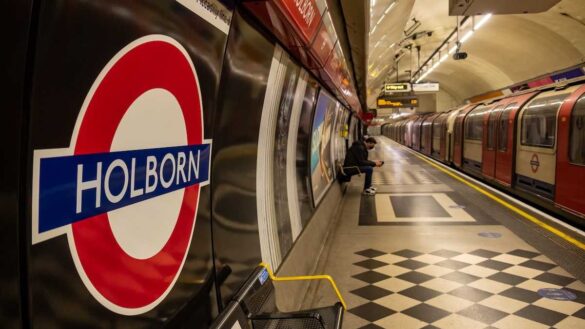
[360,166,373,190]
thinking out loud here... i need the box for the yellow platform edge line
[258,262,347,310]
[411,152,585,251]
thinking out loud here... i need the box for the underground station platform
[305,136,585,329]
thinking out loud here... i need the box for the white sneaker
[368,186,377,191]
[363,188,376,196]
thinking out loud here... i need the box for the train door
[431,114,445,159]
[412,116,425,151]
[463,105,491,175]
[446,108,462,163]
[515,86,579,200]
[421,114,437,155]
[483,105,504,179]
[405,119,414,147]
[494,92,537,186]
[439,115,449,162]
[453,114,465,168]
[555,85,585,218]
[453,105,476,168]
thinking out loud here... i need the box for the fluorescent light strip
[475,13,492,29]
[377,13,385,25]
[384,2,396,14]
[460,30,473,43]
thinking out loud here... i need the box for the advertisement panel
[310,90,337,205]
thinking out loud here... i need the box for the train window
[570,95,585,165]
[498,104,515,152]
[521,94,567,148]
[487,106,503,150]
[465,105,489,140]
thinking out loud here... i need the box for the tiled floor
[348,248,585,328]
[306,137,585,329]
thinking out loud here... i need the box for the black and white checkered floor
[349,248,585,328]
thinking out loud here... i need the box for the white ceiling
[366,0,585,108]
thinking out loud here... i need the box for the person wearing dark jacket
[343,137,383,195]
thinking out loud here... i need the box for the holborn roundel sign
[32,35,211,315]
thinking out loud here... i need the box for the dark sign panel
[384,83,411,92]
[377,96,419,108]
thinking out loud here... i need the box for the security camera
[453,51,468,60]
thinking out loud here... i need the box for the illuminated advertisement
[310,90,337,206]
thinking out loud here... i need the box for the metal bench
[336,160,362,183]
[210,264,345,329]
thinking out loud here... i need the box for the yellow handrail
[259,262,347,310]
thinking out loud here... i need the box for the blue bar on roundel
[38,143,211,233]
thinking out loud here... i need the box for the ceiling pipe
[410,16,470,82]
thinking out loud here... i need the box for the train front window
[521,94,568,148]
[570,95,585,165]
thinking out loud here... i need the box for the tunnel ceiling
[356,0,585,109]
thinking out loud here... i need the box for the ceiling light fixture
[414,13,492,83]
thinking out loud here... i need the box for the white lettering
[160,153,176,188]
[294,0,316,26]
[176,152,187,184]
[76,162,102,214]
[146,156,158,193]
[188,150,200,181]
[130,158,144,198]
[104,159,129,204]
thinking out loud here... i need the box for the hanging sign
[413,82,440,92]
[377,96,419,108]
[384,83,411,92]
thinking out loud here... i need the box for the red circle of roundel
[531,153,539,173]
[71,36,202,311]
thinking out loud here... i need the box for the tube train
[5,0,364,328]
[381,78,585,229]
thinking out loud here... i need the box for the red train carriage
[554,84,585,218]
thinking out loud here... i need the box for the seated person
[342,137,383,195]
